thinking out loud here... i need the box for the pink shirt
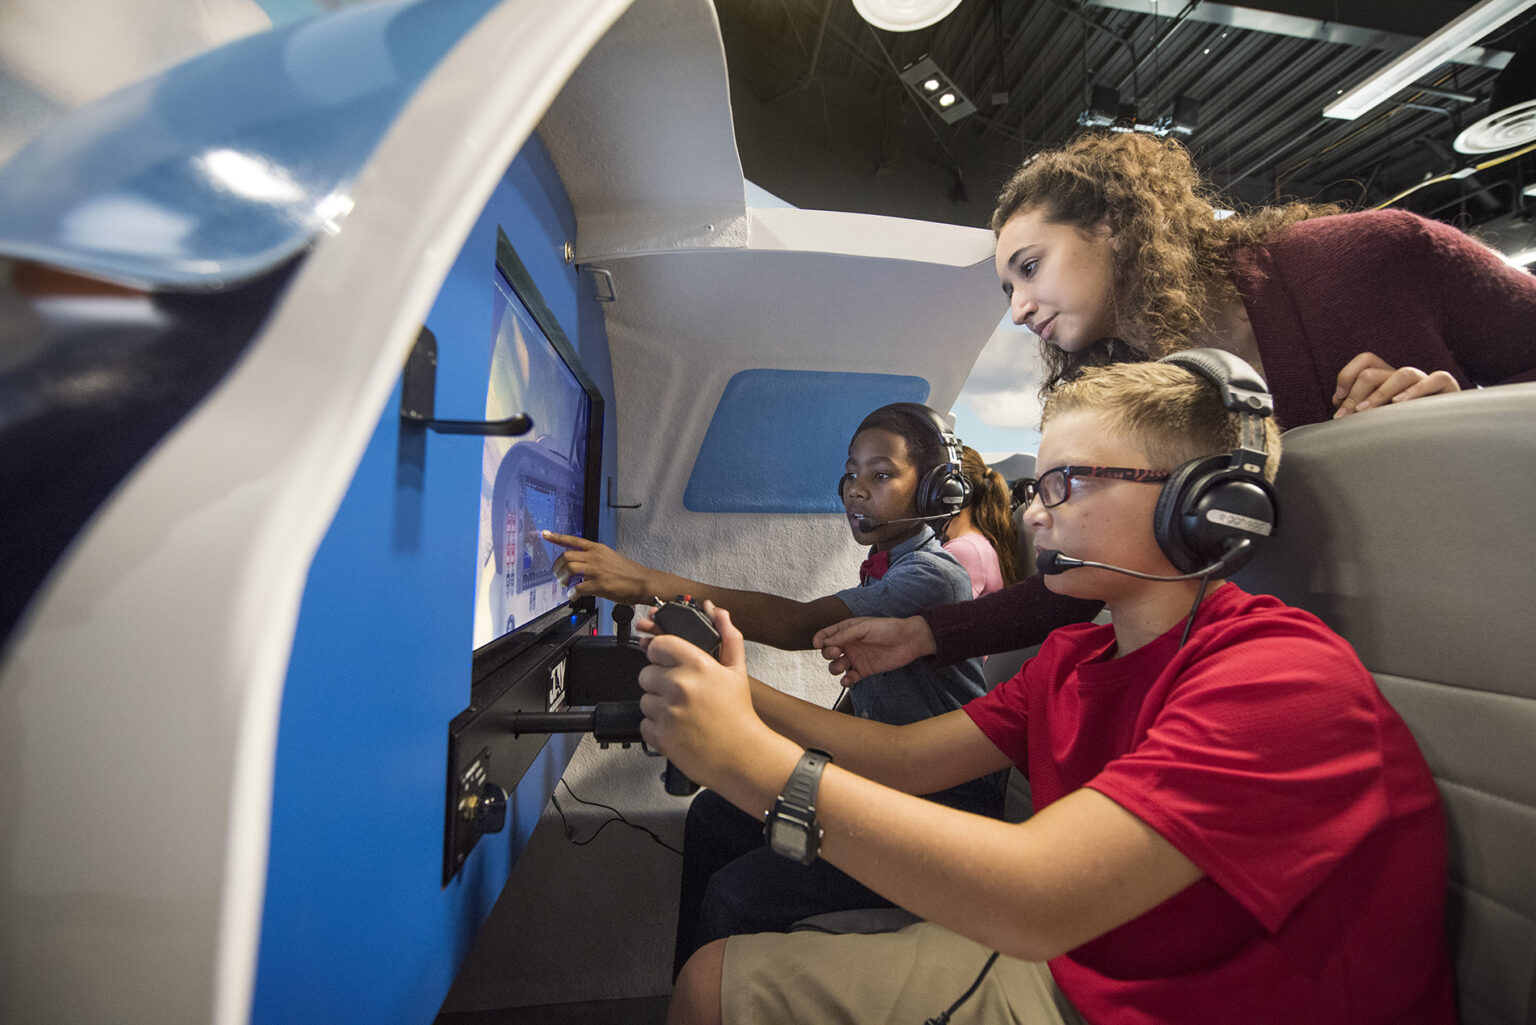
[942,532,1003,598]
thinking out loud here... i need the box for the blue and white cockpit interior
[2,2,1535,1024]
[0,1,1001,1021]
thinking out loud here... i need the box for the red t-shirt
[964,584,1456,1025]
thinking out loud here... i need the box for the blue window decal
[684,369,929,513]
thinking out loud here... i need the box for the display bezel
[469,228,604,686]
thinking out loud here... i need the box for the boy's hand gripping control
[649,596,721,796]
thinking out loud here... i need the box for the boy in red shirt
[639,353,1454,1025]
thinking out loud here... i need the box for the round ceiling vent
[851,0,964,32]
[1454,98,1536,153]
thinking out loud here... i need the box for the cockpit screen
[471,268,592,649]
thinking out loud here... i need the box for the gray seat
[993,451,1038,580]
[1235,382,1536,1025]
[983,643,1038,824]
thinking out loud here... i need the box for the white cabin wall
[444,236,1000,1012]
[596,243,997,698]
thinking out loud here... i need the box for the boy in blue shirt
[544,402,1001,974]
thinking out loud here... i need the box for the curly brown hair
[992,132,1339,393]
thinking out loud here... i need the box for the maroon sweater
[924,209,1536,663]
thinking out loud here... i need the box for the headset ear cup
[949,471,973,513]
[909,464,970,516]
[912,466,934,517]
[917,466,972,518]
[1191,472,1278,568]
[940,476,964,522]
[1155,456,1279,574]
[1153,457,1216,574]
[1149,348,1279,574]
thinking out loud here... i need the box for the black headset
[1150,349,1279,575]
[839,402,973,518]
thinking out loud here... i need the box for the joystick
[648,596,720,795]
[650,595,721,658]
[503,597,722,799]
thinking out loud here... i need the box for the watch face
[768,819,809,861]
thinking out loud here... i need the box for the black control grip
[651,595,721,657]
[663,760,698,796]
[651,596,720,796]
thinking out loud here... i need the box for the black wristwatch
[764,748,832,865]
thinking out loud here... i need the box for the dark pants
[672,789,891,978]
[672,774,1005,978]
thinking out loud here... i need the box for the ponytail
[960,447,1020,587]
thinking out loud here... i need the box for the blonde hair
[1041,361,1281,482]
[959,446,1020,586]
[993,132,1338,393]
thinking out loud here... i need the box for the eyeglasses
[1017,465,1171,508]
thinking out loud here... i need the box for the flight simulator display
[444,233,608,882]
[471,257,594,652]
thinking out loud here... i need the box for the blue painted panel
[683,370,929,513]
[254,134,617,1025]
[0,0,497,288]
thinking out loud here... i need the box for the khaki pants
[722,920,1088,1024]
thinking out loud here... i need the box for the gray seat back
[983,646,1039,823]
[990,452,1037,580]
[1235,383,1536,1025]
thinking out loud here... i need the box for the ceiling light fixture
[853,0,964,33]
[1076,85,1199,138]
[1324,0,1536,120]
[899,57,976,124]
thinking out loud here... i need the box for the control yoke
[509,596,721,795]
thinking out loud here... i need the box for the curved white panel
[0,1,636,1022]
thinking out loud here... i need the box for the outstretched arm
[921,575,1104,665]
[812,615,937,686]
[543,531,849,650]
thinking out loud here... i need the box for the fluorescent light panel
[1323,0,1536,120]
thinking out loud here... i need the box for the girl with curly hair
[993,131,1536,428]
[816,131,1536,692]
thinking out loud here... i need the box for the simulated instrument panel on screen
[471,268,591,650]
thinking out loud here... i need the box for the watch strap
[781,748,831,810]
[764,748,832,864]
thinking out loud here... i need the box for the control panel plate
[443,614,591,885]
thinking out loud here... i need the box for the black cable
[551,779,683,856]
[924,950,1000,1025]
[1485,9,1536,47]
[1049,0,1141,105]
[1177,572,1214,649]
